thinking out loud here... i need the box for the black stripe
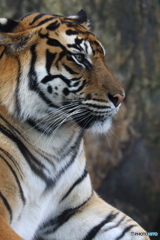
[28,45,59,109]
[19,12,34,21]
[61,18,93,34]
[41,193,93,234]
[103,215,126,233]
[75,38,83,45]
[47,131,83,187]
[115,225,136,240]
[67,43,82,51]
[0,47,6,59]
[37,88,59,108]
[0,125,51,177]
[0,148,23,179]
[0,154,25,205]
[73,81,79,87]
[47,38,66,52]
[63,64,78,75]
[84,42,88,54]
[28,44,37,90]
[27,119,46,133]
[0,124,83,191]
[0,125,53,187]
[72,109,96,129]
[38,33,68,66]
[60,169,88,202]
[41,75,56,84]
[27,118,58,136]
[36,17,55,27]
[61,19,87,32]
[46,50,56,74]
[0,115,84,184]
[0,115,23,144]
[84,59,92,69]
[29,13,46,25]
[0,115,57,165]
[91,98,108,103]
[38,31,49,39]
[0,114,30,144]
[70,76,82,81]
[56,131,76,158]
[54,51,66,66]
[91,40,102,47]
[41,74,70,86]
[90,43,95,55]
[83,212,119,240]
[15,57,21,118]
[46,20,60,31]
[58,130,84,161]
[83,103,110,109]
[70,80,86,93]
[89,41,101,55]
[66,30,78,35]
[90,41,104,55]
[0,191,12,223]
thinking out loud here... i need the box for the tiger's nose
[108,93,125,107]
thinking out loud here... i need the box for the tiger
[0,9,150,240]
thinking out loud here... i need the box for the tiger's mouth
[72,110,110,129]
[63,100,117,130]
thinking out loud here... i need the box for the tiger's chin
[88,118,112,134]
[73,115,112,134]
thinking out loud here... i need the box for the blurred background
[0,0,160,236]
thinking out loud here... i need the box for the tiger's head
[0,10,125,134]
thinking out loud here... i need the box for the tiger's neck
[0,104,84,160]
[24,120,84,158]
[0,105,86,189]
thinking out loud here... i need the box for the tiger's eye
[75,54,84,62]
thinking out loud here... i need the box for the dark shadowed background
[1,0,160,237]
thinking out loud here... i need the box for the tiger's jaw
[73,112,113,134]
[64,99,120,134]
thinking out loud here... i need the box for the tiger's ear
[0,31,35,52]
[68,10,90,30]
[0,17,36,52]
[0,18,18,33]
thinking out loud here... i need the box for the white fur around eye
[0,18,8,25]
[72,55,85,68]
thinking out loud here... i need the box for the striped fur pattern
[0,10,149,240]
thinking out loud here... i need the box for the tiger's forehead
[19,13,105,56]
[49,22,104,56]
[59,28,105,56]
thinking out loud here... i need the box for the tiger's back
[0,10,150,240]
